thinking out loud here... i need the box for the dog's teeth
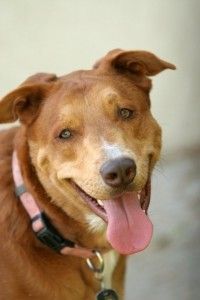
[97,200,104,207]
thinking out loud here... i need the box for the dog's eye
[119,108,133,119]
[59,129,72,139]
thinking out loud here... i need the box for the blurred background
[0,1,199,299]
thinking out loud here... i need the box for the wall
[0,0,199,155]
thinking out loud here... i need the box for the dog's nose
[100,157,136,188]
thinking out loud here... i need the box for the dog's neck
[14,128,110,253]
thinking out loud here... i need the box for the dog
[0,49,175,299]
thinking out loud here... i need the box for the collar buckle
[36,213,75,252]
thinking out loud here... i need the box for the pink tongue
[103,192,153,255]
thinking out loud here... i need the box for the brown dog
[0,49,175,300]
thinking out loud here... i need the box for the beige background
[0,1,199,299]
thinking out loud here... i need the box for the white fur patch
[86,213,106,232]
[102,140,135,160]
[86,213,119,288]
[103,250,119,288]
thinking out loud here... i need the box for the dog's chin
[69,179,151,223]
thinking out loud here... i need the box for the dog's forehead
[57,74,141,105]
[46,71,148,123]
[57,76,121,108]
[93,86,119,101]
[57,88,120,125]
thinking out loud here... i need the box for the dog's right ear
[0,73,57,124]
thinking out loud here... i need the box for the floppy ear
[94,49,176,91]
[0,73,57,125]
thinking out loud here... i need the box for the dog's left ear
[0,73,57,124]
[94,49,176,91]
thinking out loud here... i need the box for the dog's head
[0,49,175,254]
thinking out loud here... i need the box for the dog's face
[0,49,175,254]
[33,77,160,197]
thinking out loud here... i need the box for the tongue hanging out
[103,192,153,255]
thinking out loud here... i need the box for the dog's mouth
[71,181,108,222]
[71,180,153,255]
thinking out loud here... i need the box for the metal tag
[96,288,119,300]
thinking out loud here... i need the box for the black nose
[100,157,136,188]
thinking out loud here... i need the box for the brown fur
[0,49,175,299]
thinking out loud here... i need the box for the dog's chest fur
[102,250,119,288]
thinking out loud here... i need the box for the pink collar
[12,151,94,258]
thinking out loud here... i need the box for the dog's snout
[100,157,136,188]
